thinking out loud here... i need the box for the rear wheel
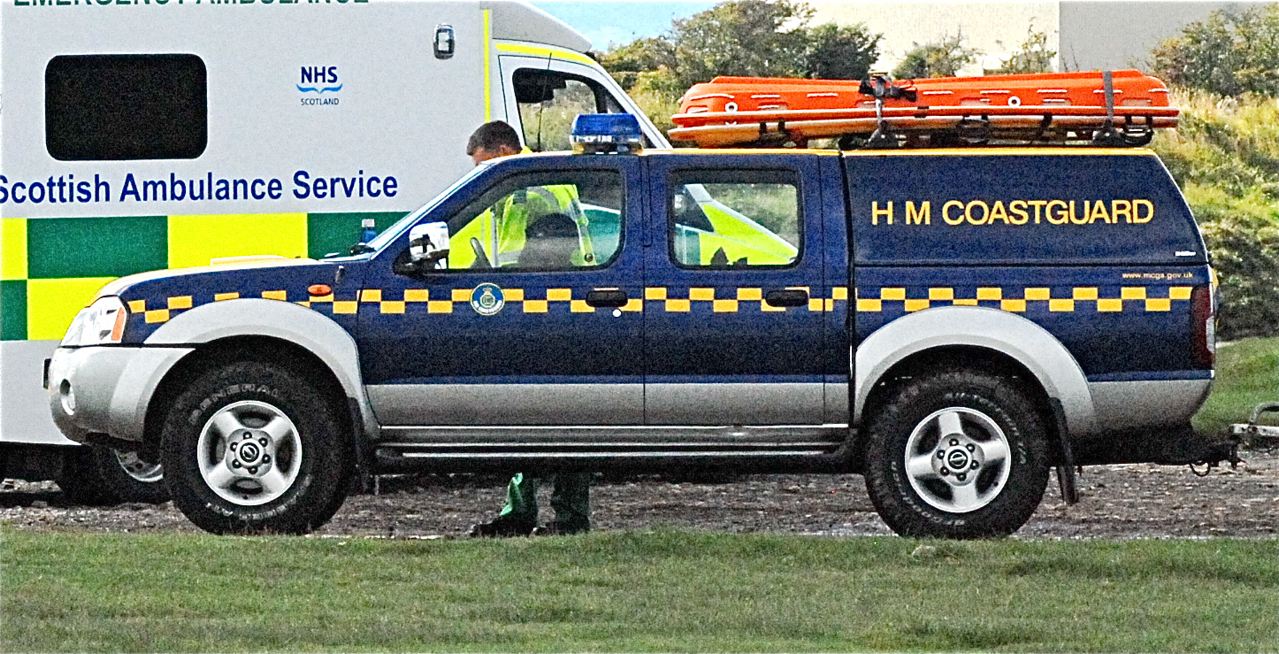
[57,445,167,505]
[161,360,351,534]
[863,368,1050,538]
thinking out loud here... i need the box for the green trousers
[497,472,591,529]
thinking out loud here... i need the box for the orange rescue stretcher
[669,69,1179,148]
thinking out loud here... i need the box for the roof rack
[669,70,1178,149]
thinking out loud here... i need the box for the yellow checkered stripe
[125,291,344,325]
[126,286,829,325]
[126,287,649,325]
[641,286,841,313]
[354,288,645,315]
[853,286,1195,313]
[125,284,1194,327]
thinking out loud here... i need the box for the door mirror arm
[393,250,450,278]
[399,221,451,275]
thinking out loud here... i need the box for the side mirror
[408,222,450,270]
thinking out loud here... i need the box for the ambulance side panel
[846,150,1214,438]
[1,2,487,445]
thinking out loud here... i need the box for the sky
[533,1,716,50]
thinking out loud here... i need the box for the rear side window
[45,54,208,161]
[668,170,802,269]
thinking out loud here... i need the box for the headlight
[61,297,128,347]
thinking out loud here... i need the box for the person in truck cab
[462,121,591,269]
[464,121,593,537]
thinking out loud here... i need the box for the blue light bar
[570,114,644,154]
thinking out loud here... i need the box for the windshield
[364,164,491,252]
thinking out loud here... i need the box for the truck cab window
[668,172,802,268]
[446,171,623,271]
[513,69,625,152]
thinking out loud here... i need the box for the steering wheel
[470,237,493,270]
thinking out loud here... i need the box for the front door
[359,157,643,433]
[643,155,827,429]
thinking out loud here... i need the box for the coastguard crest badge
[470,283,505,316]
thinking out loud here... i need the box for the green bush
[1153,91,1279,339]
[1152,5,1279,97]
[892,34,980,79]
[1154,91,1279,198]
[1182,185,1279,340]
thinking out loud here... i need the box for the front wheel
[863,368,1050,539]
[161,360,351,534]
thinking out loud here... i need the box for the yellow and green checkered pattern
[0,211,404,341]
[125,284,1196,329]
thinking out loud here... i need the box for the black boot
[531,521,590,536]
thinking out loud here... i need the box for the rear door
[643,154,828,429]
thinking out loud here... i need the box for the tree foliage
[669,0,813,86]
[1152,5,1279,96]
[599,0,881,93]
[892,34,980,79]
[801,22,882,80]
[996,26,1056,74]
[597,37,680,93]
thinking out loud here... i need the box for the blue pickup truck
[47,116,1219,538]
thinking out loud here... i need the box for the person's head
[466,121,521,166]
[520,212,578,270]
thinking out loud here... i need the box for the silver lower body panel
[366,383,643,426]
[1087,378,1212,433]
[645,382,825,425]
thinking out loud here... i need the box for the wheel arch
[140,299,377,458]
[854,306,1096,437]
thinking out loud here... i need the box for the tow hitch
[1187,438,1243,477]
[1207,402,1279,477]
[1184,403,1279,476]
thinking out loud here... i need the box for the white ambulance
[0,0,666,502]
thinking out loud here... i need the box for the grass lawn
[3,530,1278,652]
[1194,336,1279,436]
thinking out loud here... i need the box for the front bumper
[47,345,193,444]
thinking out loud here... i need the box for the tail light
[1191,285,1215,368]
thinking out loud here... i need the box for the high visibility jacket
[490,184,585,266]
[452,183,593,268]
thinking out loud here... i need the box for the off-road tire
[863,368,1050,538]
[161,360,351,534]
[57,445,168,505]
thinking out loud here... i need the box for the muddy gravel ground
[3,448,1277,539]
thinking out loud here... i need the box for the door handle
[764,289,809,307]
[586,288,629,308]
